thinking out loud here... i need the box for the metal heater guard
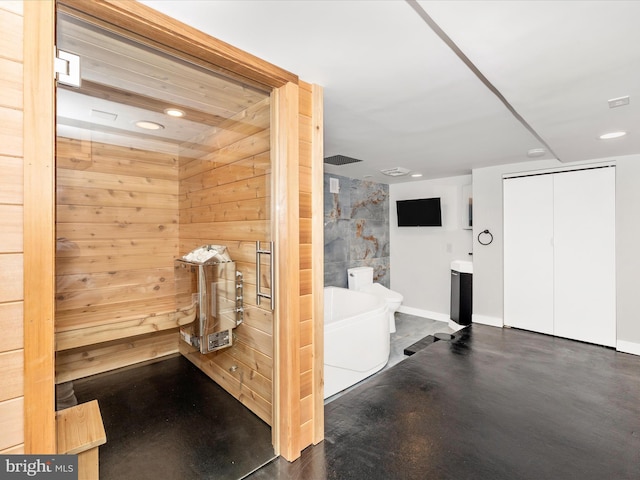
[175,258,244,354]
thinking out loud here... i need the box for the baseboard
[616,340,640,356]
[398,306,450,323]
[472,314,503,328]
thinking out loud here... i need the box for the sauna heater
[175,255,244,354]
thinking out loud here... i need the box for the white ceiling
[140,0,640,184]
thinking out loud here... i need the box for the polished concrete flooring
[73,355,276,480]
[249,324,640,480]
[70,313,448,480]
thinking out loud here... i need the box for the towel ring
[478,229,493,246]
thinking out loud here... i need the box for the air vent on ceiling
[324,155,363,166]
[380,167,411,177]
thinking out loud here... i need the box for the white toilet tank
[348,266,374,290]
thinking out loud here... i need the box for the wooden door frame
[23,0,56,454]
[25,0,314,459]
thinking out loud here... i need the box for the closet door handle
[256,241,274,310]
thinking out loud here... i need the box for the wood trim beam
[57,0,298,90]
[272,82,301,461]
[310,84,325,444]
[23,0,56,453]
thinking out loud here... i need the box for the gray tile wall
[324,174,390,288]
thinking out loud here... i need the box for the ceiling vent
[380,167,411,177]
[324,155,363,166]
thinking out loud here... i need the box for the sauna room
[6,0,323,477]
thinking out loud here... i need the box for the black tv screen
[396,198,442,227]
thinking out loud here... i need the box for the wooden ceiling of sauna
[56,13,269,150]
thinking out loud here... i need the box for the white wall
[390,175,473,321]
[472,154,640,354]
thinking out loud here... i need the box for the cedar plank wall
[0,0,26,454]
[177,97,275,425]
[54,138,181,382]
[298,81,317,448]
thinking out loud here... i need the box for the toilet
[347,267,403,333]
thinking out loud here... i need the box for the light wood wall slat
[57,186,178,209]
[0,397,24,451]
[58,223,178,240]
[57,168,178,195]
[57,205,178,225]
[0,106,22,158]
[0,58,22,109]
[179,343,272,424]
[55,330,179,384]
[56,296,177,331]
[0,205,23,252]
[0,444,24,454]
[0,156,23,204]
[300,218,312,244]
[299,294,312,322]
[0,302,23,352]
[180,221,269,243]
[56,308,193,351]
[0,350,24,402]
[299,191,312,218]
[0,254,23,302]
[180,175,270,209]
[56,267,173,291]
[0,2,23,16]
[0,8,22,62]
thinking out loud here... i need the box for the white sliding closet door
[504,174,554,335]
[553,167,616,347]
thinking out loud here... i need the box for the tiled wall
[324,173,390,288]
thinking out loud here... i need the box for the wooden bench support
[56,400,107,480]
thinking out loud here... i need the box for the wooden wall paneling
[0,4,23,62]
[178,343,272,425]
[272,82,301,460]
[55,307,194,351]
[0,205,23,252]
[0,0,25,456]
[55,330,179,384]
[310,84,325,444]
[0,57,22,110]
[0,397,24,451]
[0,350,24,402]
[0,254,23,302]
[55,133,180,368]
[180,220,269,243]
[0,156,23,204]
[0,107,22,158]
[0,303,23,352]
[0,444,24,454]
[23,0,56,454]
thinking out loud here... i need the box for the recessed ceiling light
[599,131,627,140]
[135,120,164,130]
[164,108,185,118]
[411,173,423,178]
[527,148,546,158]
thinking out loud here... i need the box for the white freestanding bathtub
[324,286,390,399]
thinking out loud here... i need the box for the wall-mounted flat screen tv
[396,197,442,227]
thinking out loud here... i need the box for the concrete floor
[72,312,446,480]
[249,324,640,480]
[73,355,276,480]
